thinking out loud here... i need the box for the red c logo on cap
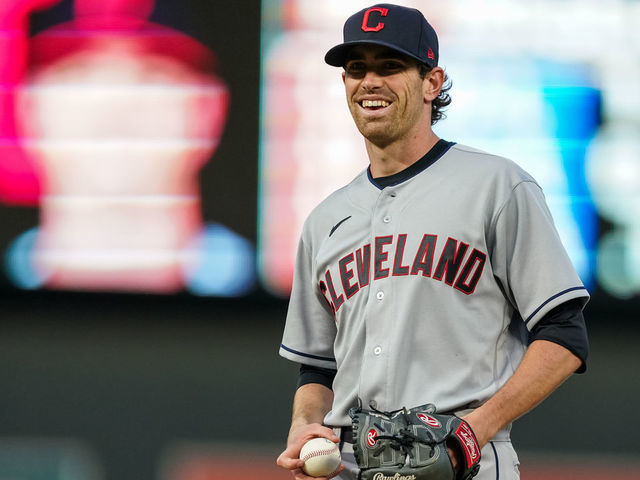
[361,7,388,32]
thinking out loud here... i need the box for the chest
[313,182,494,312]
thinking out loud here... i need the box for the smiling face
[342,45,432,149]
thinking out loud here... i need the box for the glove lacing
[368,406,437,460]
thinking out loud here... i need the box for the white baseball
[299,437,341,477]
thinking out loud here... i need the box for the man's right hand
[276,422,344,479]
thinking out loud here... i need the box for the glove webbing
[370,407,438,460]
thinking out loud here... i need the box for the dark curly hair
[418,64,452,126]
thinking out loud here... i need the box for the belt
[336,424,511,444]
[339,426,354,444]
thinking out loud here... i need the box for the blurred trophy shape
[16,0,229,292]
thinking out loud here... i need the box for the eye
[344,61,366,76]
[380,60,405,72]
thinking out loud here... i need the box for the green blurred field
[1,292,638,480]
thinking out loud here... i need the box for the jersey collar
[367,140,455,189]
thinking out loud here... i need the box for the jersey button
[376,291,384,300]
[383,215,391,223]
[373,346,382,355]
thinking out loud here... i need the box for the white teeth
[361,100,390,108]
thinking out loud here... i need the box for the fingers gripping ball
[300,437,342,477]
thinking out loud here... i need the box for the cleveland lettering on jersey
[319,233,487,313]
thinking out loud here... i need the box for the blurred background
[1,0,639,478]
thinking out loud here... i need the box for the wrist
[288,422,340,447]
[461,411,494,449]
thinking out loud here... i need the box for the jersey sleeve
[490,180,589,330]
[279,234,338,369]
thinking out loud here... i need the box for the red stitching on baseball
[301,447,337,462]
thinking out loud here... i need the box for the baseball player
[276,4,589,480]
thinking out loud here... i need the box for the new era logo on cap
[325,3,439,68]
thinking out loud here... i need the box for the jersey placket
[359,186,399,411]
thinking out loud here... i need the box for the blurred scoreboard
[0,0,639,304]
[258,0,640,302]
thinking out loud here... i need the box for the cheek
[400,84,423,110]
[344,90,359,112]
[344,78,359,97]
[396,75,423,103]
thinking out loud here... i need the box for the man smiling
[342,45,439,158]
[277,4,589,480]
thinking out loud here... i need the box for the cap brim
[324,40,431,67]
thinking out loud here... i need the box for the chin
[358,125,395,147]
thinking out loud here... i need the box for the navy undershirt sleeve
[297,363,338,390]
[529,298,589,373]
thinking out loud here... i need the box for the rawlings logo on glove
[367,429,379,447]
[455,422,480,466]
[349,403,481,480]
[372,474,417,480]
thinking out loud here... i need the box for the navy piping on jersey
[525,286,588,325]
[490,442,500,480]
[367,140,456,189]
[280,344,336,362]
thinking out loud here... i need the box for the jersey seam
[345,172,384,216]
[489,180,540,235]
[492,306,508,401]
[301,230,339,318]
[452,144,507,159]
[311,169,373,223]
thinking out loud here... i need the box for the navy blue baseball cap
[325,4,439,68]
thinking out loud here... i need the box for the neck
[365,129,440,178]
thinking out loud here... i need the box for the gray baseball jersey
[279,141,589,428]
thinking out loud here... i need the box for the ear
[342,71,346,84]
[423,67,444,103]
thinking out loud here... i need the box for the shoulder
[443,143,541,202]
[300,169,368,244]
[446,143,537,184]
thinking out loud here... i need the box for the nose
[360,69,383,90]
